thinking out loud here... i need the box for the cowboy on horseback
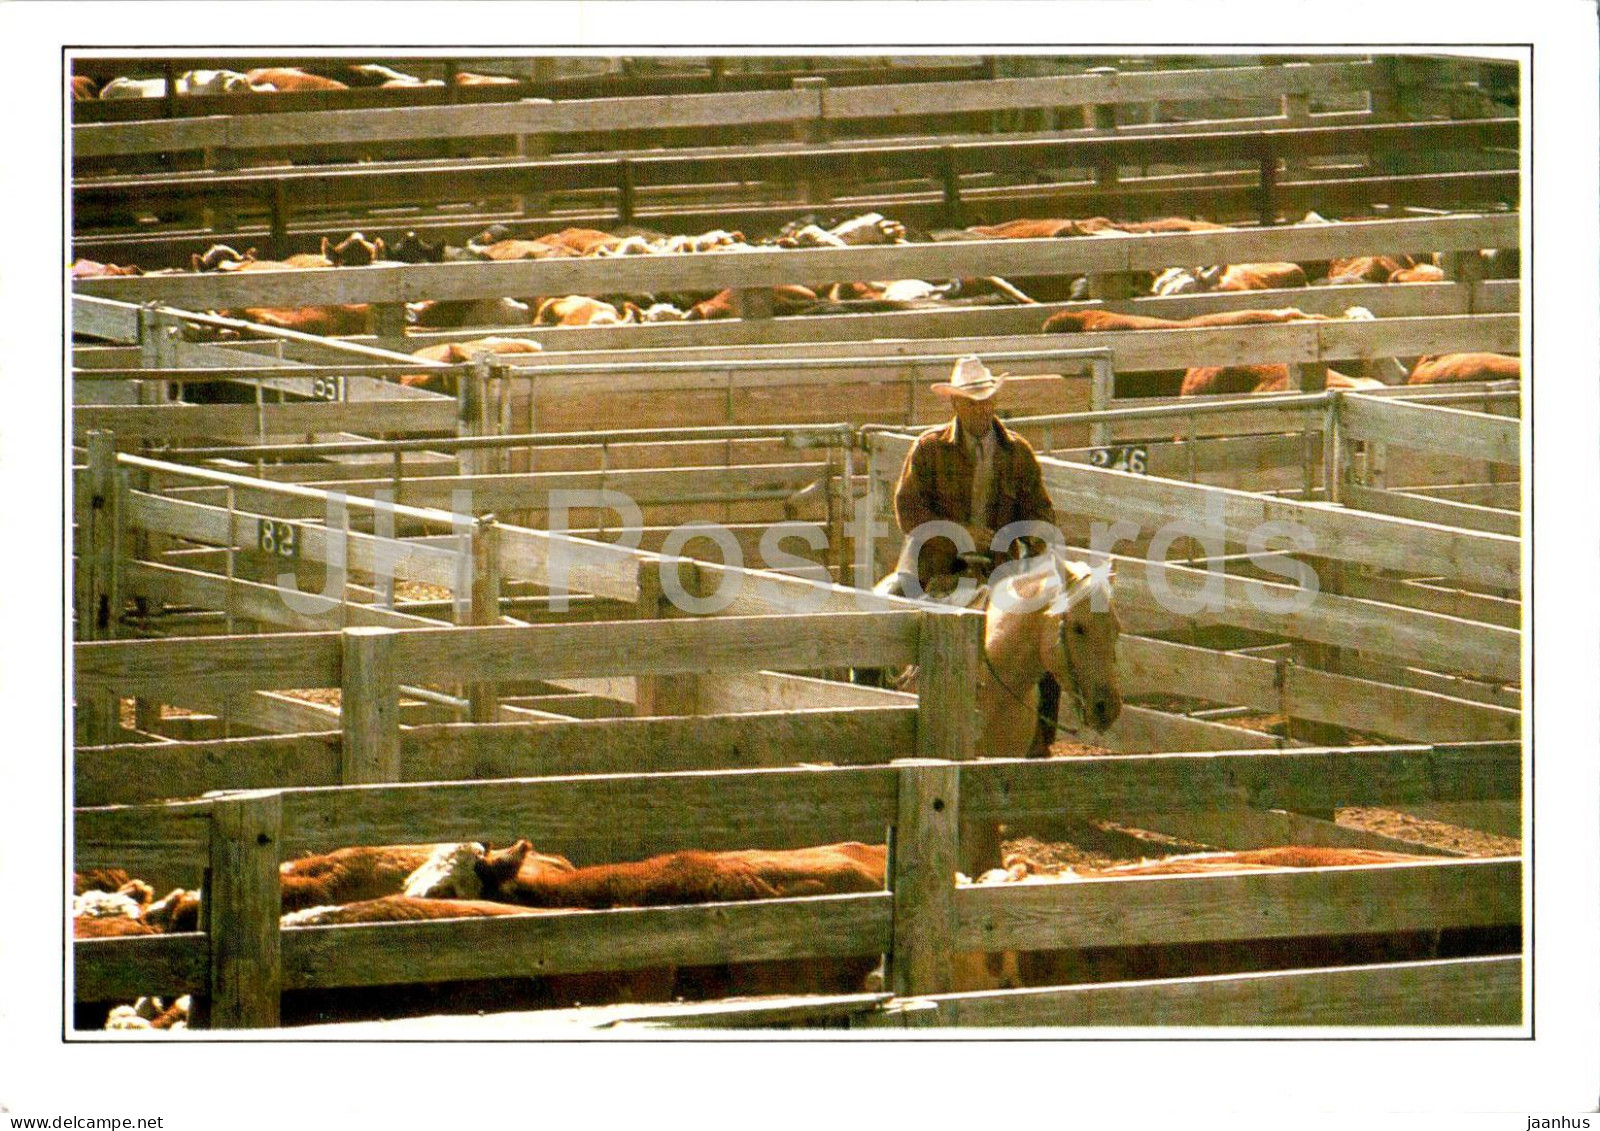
[879,355,1065,756]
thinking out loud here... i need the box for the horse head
[1043,557,1123,733]
[991,552,1122,735]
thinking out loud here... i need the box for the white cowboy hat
[931,355,1006,400]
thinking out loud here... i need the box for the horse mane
[994,552,1097,615]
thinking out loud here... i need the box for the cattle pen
[68,50,1525,1033]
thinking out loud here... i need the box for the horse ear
[1060,558,1093,586]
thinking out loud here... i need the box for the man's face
[951,395,996,434]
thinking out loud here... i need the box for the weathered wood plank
[1104,555,1521,683]
[205,791,283,1029]
[868,954,1522,1027]
[953,857,1519,952]
[1342,394,1520,466]
[281,891,892,990]
[1343,485,1519,536]
[959,744,1520,820]
[1114,808,1464,857]
[74,799,215,874]
[890,762,961,997]
[76,632,341,696]
[276,763,901,862]
[399,706,918,779]
[74,933,210,1003]
[73,401,456,442]
[340,627,401,785]
[381,612,921,683]
[75,732,341,807]
[1117,635,1520,743]
[1034,452,1520,591]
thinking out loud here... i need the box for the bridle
[980,568,1094,731]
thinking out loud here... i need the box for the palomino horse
[978,552,1122,754]
[958,551,1123,882]
[863,549,1122,755]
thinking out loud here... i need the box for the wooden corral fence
[73,602,1522,1030]
[71,53,1519,266]
[71,56,996,125]
[74,118,1516,267]
[71,58,1404,162]
[73,211,1520,361]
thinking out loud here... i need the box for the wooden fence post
[916,610,988,877]
[340,626,400,784]
[372,301,407,350]
[76,431,122,745]
[888,759,960,999]
[792,76,830,206]
[1089,358,1116,449]
[1446,248,1485,315]
[634,559,699,717]
[1086,66,1119,211]
[204,790,282,1029]
[1280,62,1313,180]
[468,516,502,723]
[458,356,494,477]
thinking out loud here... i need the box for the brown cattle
[322,231,385,266]
[1044,307,1324,334]
[403,336,541,391]
[476,237,576,262]
[1388,263,1446,284]
[280,842,541,911]
[477,841,781,909]
[455,71,521,86]
[685,285,819,319]
[232,305,373,336]
[74,868,137,894]
[71,259,142,279]
[537,227,625,256]
[967,216,1225,240]
[191,244,257,272]
[1408,353,1522,385]
[74,916,159,939]
[246,68,349,92]
[410,337,543,364]
[143,888,201,933]
[1325,254,1417,284]
[1215,262,1308,291]
[71,75,98,100]
[1180,364,1288,397]
[534,295,638,326]
[282,895,547,926]
[1182,365,1384,396]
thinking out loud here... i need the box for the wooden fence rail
[75,115,1514,226]
[72,61,1393,159]
[72,213,1520,309]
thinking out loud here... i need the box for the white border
[6,3,1597,1125]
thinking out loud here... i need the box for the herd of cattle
[70,208,1521,397]
[76,836,1490,1028]
[72,64,522,100]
